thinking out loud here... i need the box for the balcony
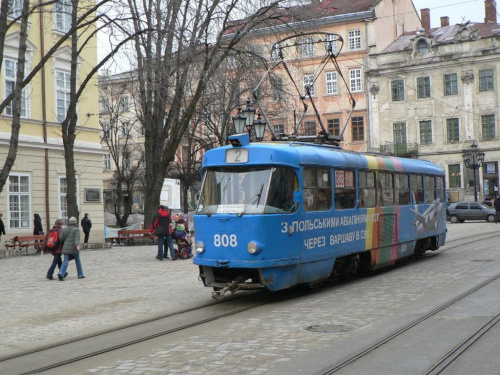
[380,142,418,158]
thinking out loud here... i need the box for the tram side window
[412,175,424,204]
[265,168,298,213]
[379,172,394,206]
[334,169,355,209]
[436,176,445,203]
[359,171,376,207]
[425,175,436,203]
[395,174,410,205]
[303,168,331,211]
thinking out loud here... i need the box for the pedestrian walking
[33,213,44,252]
[57,217,84,281]
[42,219,66,280]
[494,196,500,223]
[81,213,92,244]
[0,213,5,243]
[150,205,176,261]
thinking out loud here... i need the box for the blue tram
[193,133,447,298]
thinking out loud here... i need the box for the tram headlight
[195,241,205,254]
[247,242,258,254]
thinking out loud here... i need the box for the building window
[104,154,111,170]
[446,118,459,142]
[349,69,362,93]
[301,37,314,57]
[325,34,338,54]
[271,77,283,101]
[482,115,495,140]
[448,164,461,188]
[352,116,364,141]
[479,69,494,92]
[56,70,71,122]
[419,120,432,144]
[327,118,340,136]
[417,39,428,54]
[4,59,27,117]
[54,0,72,33]
[417,76,431,98]
[304,121,316,136]
[119,95,130,111]
[325,72,338,95]
[303,74,315,97]
[8,174,30,229]
[391,79,405,101]
[393,122,407,144]
[444,73,458,95]
[348,29,361,50]
[121,121,130,136]
[273,124,285,135]
[8,0,23,18]
[102,123,110,139]
[271,41,282,61]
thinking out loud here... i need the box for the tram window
[379,172,394,206]
[411,175,424,204]
[395,174,410,205]
[425,175,436,203]
[359,171,376,208]
[303,167,332,211]
[265,167,298,213]
[334,169,355,209]
[436,176,445,202]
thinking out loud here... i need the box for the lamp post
[463,141,485,202]
[231,99,266,141]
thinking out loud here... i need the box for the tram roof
[203,135,444,176]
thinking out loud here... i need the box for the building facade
[239,0,420,151]
[367,2,500,201]
[0,2,104,242]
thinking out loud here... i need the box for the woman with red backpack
[42,219,66,280]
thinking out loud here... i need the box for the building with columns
[366,1,500,202]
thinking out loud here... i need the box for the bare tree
[118,0,284,224]
[99,73,144,226]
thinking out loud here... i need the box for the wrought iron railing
[380,142,418,157]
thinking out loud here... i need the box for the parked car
[446,202,496,223]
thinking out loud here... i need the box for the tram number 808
[214,234,238,247]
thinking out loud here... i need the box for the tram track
[316,271,500,375]
[1,291,271,375]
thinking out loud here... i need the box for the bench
[4,235,46,255]
[108,229,157,246]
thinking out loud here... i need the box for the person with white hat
[57,217,85,281]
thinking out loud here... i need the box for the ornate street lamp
[231,99,266,142]
[463,141,485,202]
[232,107,246,134]
[253,113,266,141]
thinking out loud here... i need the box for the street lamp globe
[232,107,246,134]
[242,99,255,127]
[253,113,266,141]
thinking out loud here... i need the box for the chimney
[440,16,449,27]
[421,8,431,33]
[485,0,497,23]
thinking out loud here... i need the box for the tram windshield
[197,166,297,215]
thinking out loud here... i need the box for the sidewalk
[0,245,209,359]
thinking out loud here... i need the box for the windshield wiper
[238,184,264,217]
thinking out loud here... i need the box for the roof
[382,21,500,53]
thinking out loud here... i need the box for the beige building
[367,2,500,201]
[240,0,420,151]
[0,2,104,242]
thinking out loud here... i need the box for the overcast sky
[412,0,487,26]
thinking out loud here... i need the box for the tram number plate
[226,148,248,163]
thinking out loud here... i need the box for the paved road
[1,221,499,374]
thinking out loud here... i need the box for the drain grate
[305,324,355,334]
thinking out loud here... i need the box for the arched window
[417,39,428,54]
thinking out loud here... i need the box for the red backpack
[46,230,60,250]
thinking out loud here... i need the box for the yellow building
[0,2,104,243]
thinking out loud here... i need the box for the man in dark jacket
[150,205,176,261]
[0,212,5,244]
[494,196,500,223]
[81,213,92,243]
